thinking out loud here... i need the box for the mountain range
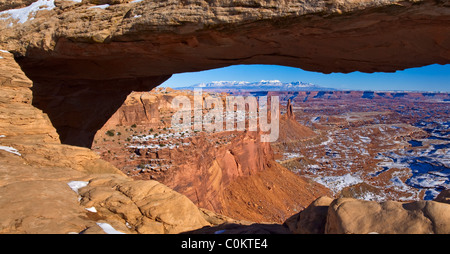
[175,80,336,91]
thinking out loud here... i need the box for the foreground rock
[287,195,450,234]
[0,50,244,234]
[1,0,448,147]
[93,89,331,223]
[435,189,450,204]
[327,198,450,234]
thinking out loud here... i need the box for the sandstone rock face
[160,130,329,223]
[2,0,449,75]
[78,174,211,234]
[326,198,450,234]
[0,0,448,147]
[285,196,333,234]
[29,74,171,147]
[220,162,331,223]
[1,0,450,234]
[101,92,162,128]
[92,89,330,223]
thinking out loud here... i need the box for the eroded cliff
[0,0,449,234]
[0,0,449,146]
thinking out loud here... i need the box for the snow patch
[0,145,21,156]
[89,4,110,9]
[0,0,55,24]
[0,135,5,138]
[314,173,363,194]
[0,50,9,53]
[96,222,126,234]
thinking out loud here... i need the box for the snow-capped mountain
[178,80,335,91]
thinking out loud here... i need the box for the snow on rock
[0,145,21,156]
[67,181,89,194]
[214,229,226,234]
[96,222,126,234]
[0,0,55,25]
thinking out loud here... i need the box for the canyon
[0,0,449,234]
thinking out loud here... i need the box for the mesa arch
[1,0,449,147]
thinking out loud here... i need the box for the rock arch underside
[0,0,449,234]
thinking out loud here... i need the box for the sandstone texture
[285,195,450,234]
[0,50,244,234]
[0,0,449,234]
[1,0,449,75]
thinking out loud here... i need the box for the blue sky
[161,64,450,92]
